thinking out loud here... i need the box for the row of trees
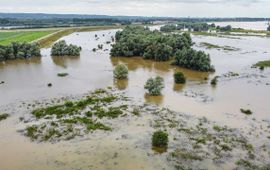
[111,26,214,72]
[51,40,82,56]
[160,22,216,32]
[0,42,40,61]
[160,23,233,32]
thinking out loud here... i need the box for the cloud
[0,0,269,17]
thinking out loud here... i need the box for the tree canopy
[111,26,214,72]
[51,40,81,56]
[0,42,40,61]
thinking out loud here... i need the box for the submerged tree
[144,76,164,96]
[0,42,40,61]
[173,47,215,72]
[113,64,129,79]
[51,40,81,56]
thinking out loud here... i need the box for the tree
[267,24,270,31]
[173,47,214,72]
[144,76,164,96]
[51,40,81,56]
[113,64,129,79]
[0,42,40,61]
[174,72,186,84]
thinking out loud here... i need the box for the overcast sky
[0,0,270,17]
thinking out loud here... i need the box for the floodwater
[212,21,270,30]
[0,25,270,169]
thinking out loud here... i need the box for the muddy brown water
[0,27,270,169]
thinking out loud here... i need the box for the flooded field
[0,26,270,169]
[212,21,270,30]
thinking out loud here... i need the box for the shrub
[240,109,253,115]
[51,40,81,56]
[174,72,186,84]
[113,64,128,79]
[144,76,164,96]
[211,76,219,86]
[152,130,168,148]
[0,113,9,121]
[173,47,214,72]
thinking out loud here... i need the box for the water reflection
[114,79,129,90]
[173,83,186,92]
[144,94,164,105]
[0,57,41,69]
[51,56,80,68]
[110,57,211,80]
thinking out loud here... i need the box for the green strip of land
[0,25,121,47]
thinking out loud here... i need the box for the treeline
[0,42,40,61]
[0,18,132,29]
[160,23,232,32]
[110,26,214,72]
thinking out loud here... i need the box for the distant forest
[0,13,270,29]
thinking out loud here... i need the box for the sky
[0,0,270,17]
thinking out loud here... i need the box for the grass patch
[0,113,9,121]
[171,149,203,161]
[0,30,56,46]
[57,73,69,77]
[200,42,240,51]
[253,60,270,68]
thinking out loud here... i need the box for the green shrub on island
[152,130,168,148]
[0,42,40,61]
[144,76,164,96]
[113,64,128,79]
[173,47,214,72]
[51,40,81,56]
[174,72,186,84]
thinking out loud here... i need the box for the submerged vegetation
[51,40,81,56]
[253,60,270,68]
[110,26,214,71]
[0,42,41,61]
[144,76,165,96]
[0,113,9,121]
[240,108,253,115]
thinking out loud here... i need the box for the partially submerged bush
[113,64,128,79]
[211,76,219,86]
[152,130,168,148]
[144,76,164,96]
[174,72,186,84]
[0,113,9,121]
[51,40,81,56]
[240,108,253,115]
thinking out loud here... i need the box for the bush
[211,76,219,86]
[240,109,253,115]
[0,113,9,121]
[144,76,164,96]
[173,47,214,72]
[113,64,128,79]
[51,40,81,56]
[152,130,168,148]
[174,72,186,84]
